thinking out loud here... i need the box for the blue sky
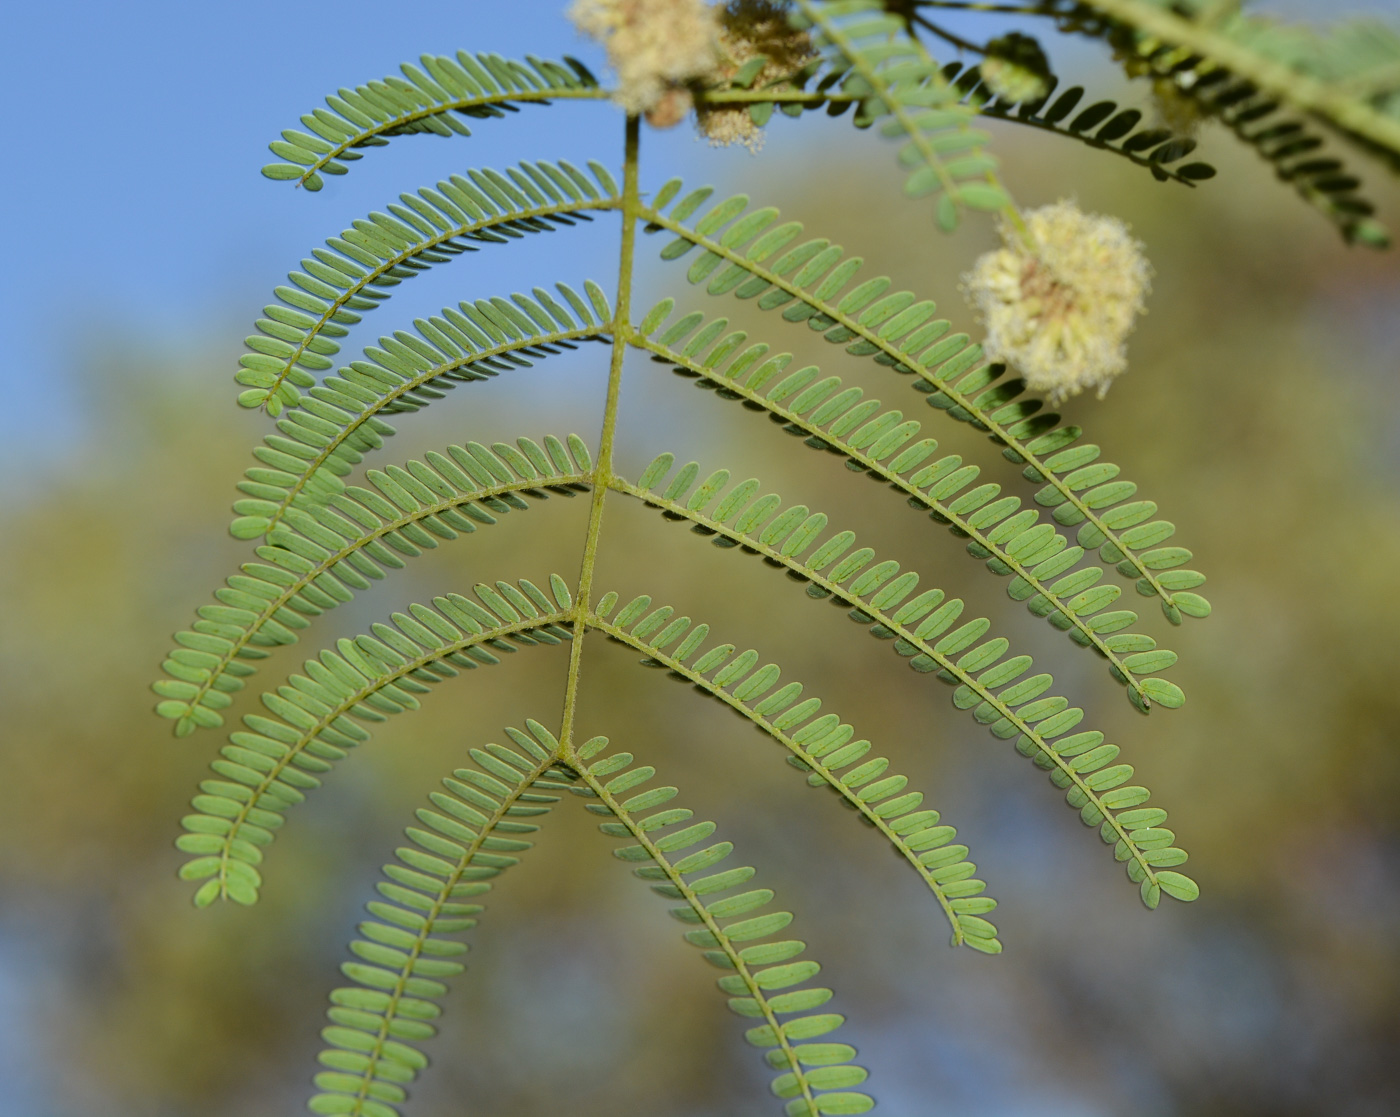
[0,0,1382,474]
[0,0,1016,475]
[0,2,625,468]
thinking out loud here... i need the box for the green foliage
[631,307,1182,712]
[157,440,591,737]
[618,456,1188,902]
[589,598,998,948]
[788,0,1011,229]
[176,580,576,904]
[151,1,1400,1113]
[1119,39,1389,244]
[1081,0,1400,151]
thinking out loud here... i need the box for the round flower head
[963,200,1151,402]
[570,0,720,121]
[697,1,815,151]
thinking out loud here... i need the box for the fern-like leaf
[176,580,575,904]
[640,183,1211,626]
[238,160,619,413]
[966,0,1394,242]
[616,460,1196,908]
[151,36,1235,1109]
[309,722,573,1117]
[631,305,1180,714]
[591,598,1000,950]
[574,736,876,1115]
[154,439,591,736]
[262,51,605,190]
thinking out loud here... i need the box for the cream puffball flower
[963,200,1152,402]
[570,0,720,119]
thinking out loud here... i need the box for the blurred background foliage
[2,3,1400,1116]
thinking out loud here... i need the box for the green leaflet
[175,585,574,905]
[641,180,1211,628]
[591,597,1000,952]
[941,62,1216,189]
[309,724,572,1117]
[612,460,1196,907]
[580,743,874,1115]
[155,437,591,737]
[788,0,1002,231]
[237,161,620,413]
[262,51,606,190]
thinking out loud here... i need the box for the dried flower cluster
[963,200,1152,402]
[569,0,719,121]
[696,1,815,151]
[569,0,811,144]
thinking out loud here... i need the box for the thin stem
[558,114,642,756]
[910,11,987,55]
